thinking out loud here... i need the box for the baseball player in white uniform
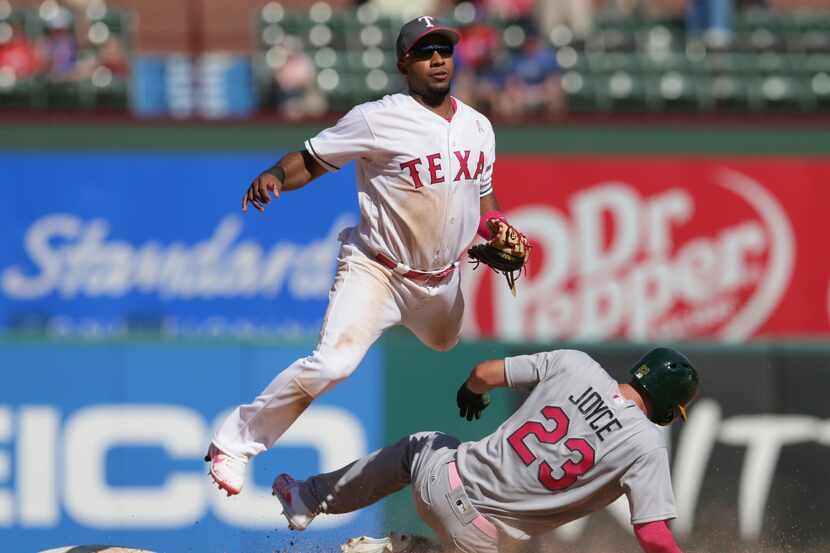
[271,347,699,553]
[205,16,529,495]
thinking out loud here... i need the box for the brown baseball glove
[467,218,530,296]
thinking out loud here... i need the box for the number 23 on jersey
[507,406,596,491]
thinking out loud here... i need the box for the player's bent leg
[290,244,403,397]
[272,431,453,529]
[208,346,367,493]
[290,342,372,397]
[213,340,370,454]
[207,347,380,495]
[409,434,498,553]
[405,275,464,353]
[301,432,440,515]
[207,244,403,494]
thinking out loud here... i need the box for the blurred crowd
[0,0,129,103]
[263,0,830,119]
[3,0,828,117]
[444,0,764,118]
[449,6,567,120]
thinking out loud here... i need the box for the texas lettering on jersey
[304,93,496,271]
[399,150,487,188]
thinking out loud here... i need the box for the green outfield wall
[3,122,830,154]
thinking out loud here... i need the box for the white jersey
[304,93,495,272]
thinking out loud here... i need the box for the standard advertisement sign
[462,157,830,341]
[0,339,384,553]
[5,153,830,343]
[0,152,359,337]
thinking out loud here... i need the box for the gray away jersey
[456,350,677,540]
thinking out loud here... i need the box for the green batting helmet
[629,347,699,426]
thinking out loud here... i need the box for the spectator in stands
[268,35,326,118]
[367,0,443,19]
[96,35,128,76]
[455,17,501,70]
[477,0,534,22]
[535,0,595,44]
[686,0,734,48]
[54,0,131,84]
[0,18,44,79]
[71,34,129,81]
[491,27,565,119]
[38,4,80,81]
[451,17,501,108]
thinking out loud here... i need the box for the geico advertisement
[463,157,830,341]
[0,152,358,337]
[0,342,383,553]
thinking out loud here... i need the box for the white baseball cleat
[341,532,417,553]
[272,473,318,531]
[204,443,247,496]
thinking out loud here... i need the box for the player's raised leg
[404,272,464,353]
[207,242,402,495]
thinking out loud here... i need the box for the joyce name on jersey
[457,350,677,540]
[304,93,495,272]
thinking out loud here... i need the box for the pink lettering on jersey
[400,158,424,189]
[472,151,486,180]
[508,406,598,492]
[539,437,596,491]
[426,153,445,184]
[453,150,472,181]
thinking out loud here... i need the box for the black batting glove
[457,382,491,421]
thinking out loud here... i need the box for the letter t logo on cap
[418,16,435,27]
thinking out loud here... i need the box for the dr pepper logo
[463,167,795,341]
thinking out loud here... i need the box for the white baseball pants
[212,236,464,460]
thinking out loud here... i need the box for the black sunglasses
[409,42,454,60]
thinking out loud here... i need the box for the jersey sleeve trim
[504,356,516,388]
[479,181,493,197]
[304,139,340,172]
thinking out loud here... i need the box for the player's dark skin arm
[479,192,500,216]
[242,150,327,213]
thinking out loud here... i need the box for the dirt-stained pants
[212,236,463,461]
[303,432,499,553]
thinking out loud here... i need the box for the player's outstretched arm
[242,150,326,213]
[633,520,683,553]
[465,359,507,394]
[456,359,506,421]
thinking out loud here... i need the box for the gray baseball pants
[298,432,499,553]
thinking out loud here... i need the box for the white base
[39,547,158,553]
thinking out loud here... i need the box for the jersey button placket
[439,123,452,263]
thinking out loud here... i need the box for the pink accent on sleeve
[634,520,683,553]
[478,210,507,239]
